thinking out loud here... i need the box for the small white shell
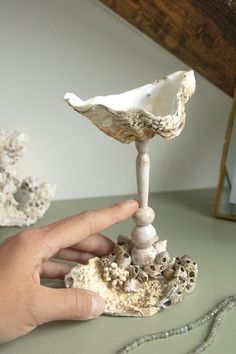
[116,251,131,269]
[155,251,170,265]
[154,240,167,254]
[124,278,141,293]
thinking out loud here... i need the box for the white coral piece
[0,130,56,226]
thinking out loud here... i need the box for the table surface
[0,189,236,354]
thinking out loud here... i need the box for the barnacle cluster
[100,236,198,309]
[65,234,198,316]
[160,255,198,308]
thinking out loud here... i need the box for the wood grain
[99,0,236,97]
[214,87,236,221]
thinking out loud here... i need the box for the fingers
[41,199,138,260]
[34,287,105,324]
[70,234,114,256]
[40,261,73,279]
[54,234,114,262]
[54,249,95,264]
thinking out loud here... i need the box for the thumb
[34,287,105,324]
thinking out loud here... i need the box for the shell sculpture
[64,70,195,143]
[0,130,55,226]
[64,70,197,316]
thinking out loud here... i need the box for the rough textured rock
[65,236,198,317]
[64,70,195,143]
[0,130,56,226]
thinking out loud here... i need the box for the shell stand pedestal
[65,139,198,317]
[131,140,157,267]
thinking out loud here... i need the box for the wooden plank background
[99,0,236,97]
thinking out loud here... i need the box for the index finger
[40,199,138,260]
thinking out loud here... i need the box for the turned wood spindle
[131,140,157,266]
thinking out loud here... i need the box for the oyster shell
[64,70,195,143]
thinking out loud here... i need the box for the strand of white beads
[131,140,157,267]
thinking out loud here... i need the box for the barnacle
[144,263,162,278]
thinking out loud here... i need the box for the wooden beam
[99,0,236,97]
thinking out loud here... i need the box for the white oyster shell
[0,130,56,226]
[64,70,195,143]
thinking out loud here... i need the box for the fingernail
[91,295,105,317]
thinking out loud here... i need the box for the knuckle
[69,289,92,320]
[77,210,92,234]
[110,204,120,224]
[15,228,43,250]
[16,230,33,244]
[28,287,45,326]
[78,210,90,220]
[67,289,80,320]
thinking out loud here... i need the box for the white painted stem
[131,140,157,266]
[135,140,150,208]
